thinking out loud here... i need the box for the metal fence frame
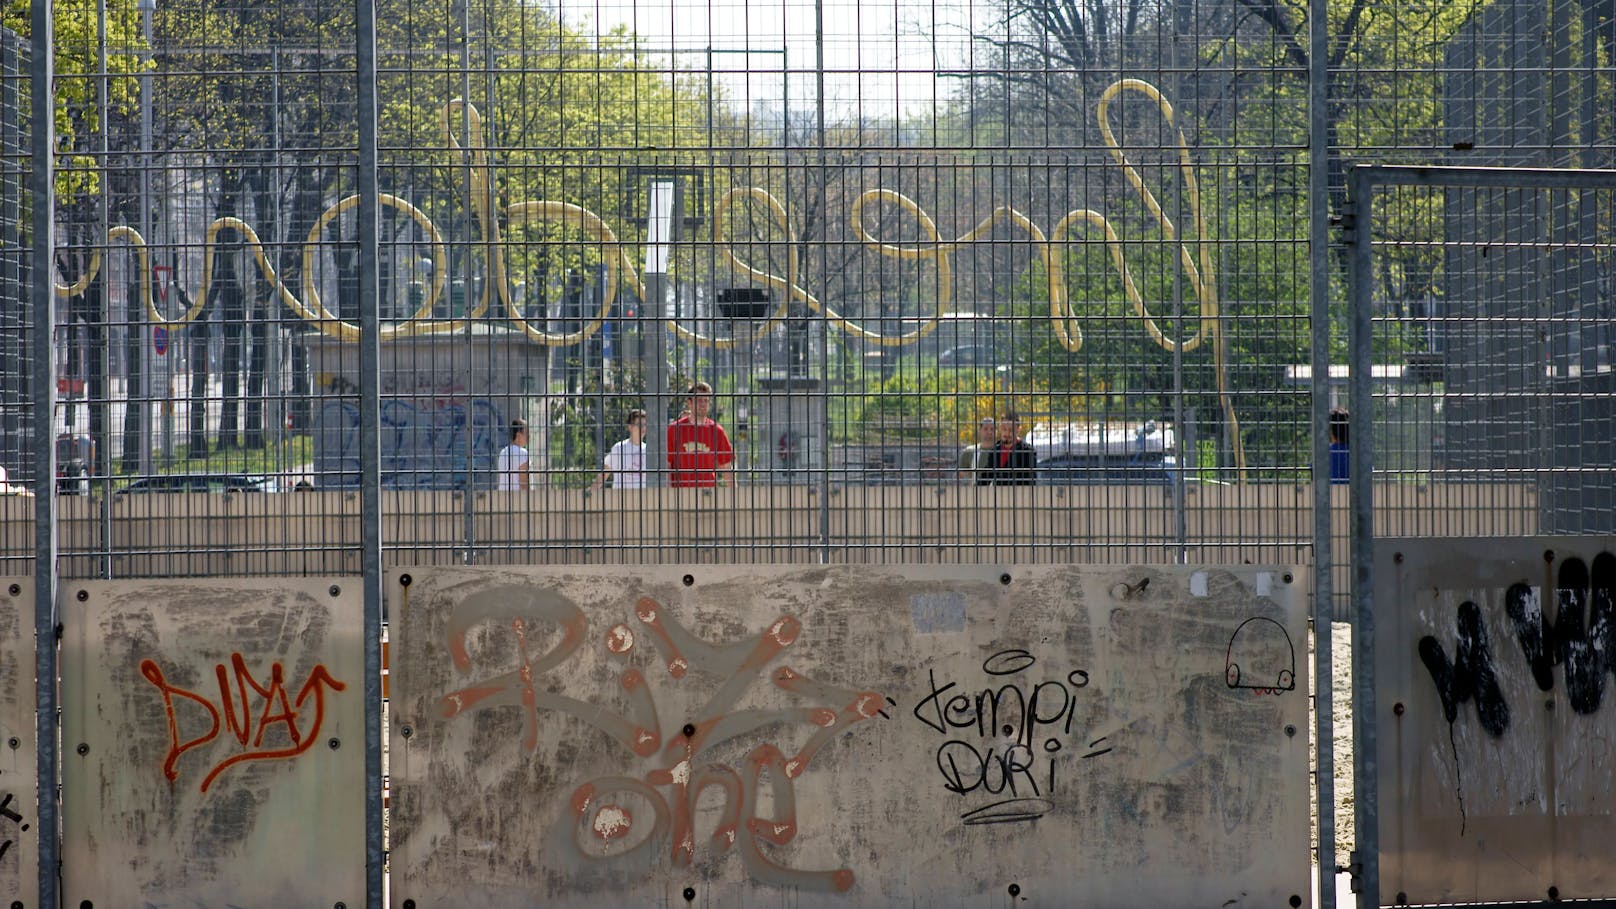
[1346,163,1616,909]
[2,1,1612,905]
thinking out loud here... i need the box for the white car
[1027,421,1187,486]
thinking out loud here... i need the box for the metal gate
[1347,165,1616,907]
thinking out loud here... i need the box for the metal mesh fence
[1355,170,1616,533]
[0,24,31,572]
[0,2,1609,907]
[0,0,1608,576]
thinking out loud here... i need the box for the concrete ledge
[0,483,1541,577]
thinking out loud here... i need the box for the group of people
[498,390,1050,491]
[497,381,734,492]
[957,411,1038,486]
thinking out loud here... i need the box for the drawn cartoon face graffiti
[1224,616,1296,695]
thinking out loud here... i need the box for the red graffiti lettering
[141,654,347,793]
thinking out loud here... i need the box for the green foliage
[4,0,145,203]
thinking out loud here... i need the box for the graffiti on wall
[1378,539,1616,905]
[0,792,25,862]
[392,566,1309,908]
[1413,551,1616,835]
[1420,553,1616,737]
[141,653,348,793]
[315,377,504,488]
[0,582,33,891]
[914,648,1109,825]
[432,586,886,891]
[60,580,365,907]
[1225,617,1297,696]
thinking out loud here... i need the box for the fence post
[1345,165,1380,908]
[1308,0,1336,895]
[355,3,386,905]
[29,1,58,905]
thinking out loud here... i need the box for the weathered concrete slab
[1376,537,1616,904]
[390,564,1307,908]
[59,578,365,906]
[0,579,35,903]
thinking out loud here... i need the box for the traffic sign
[153,325,169,356]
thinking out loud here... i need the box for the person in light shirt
[593,409,646,490]
[667,382,733,488]
[496,418,530,491]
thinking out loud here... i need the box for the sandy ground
[1312,622,1356,872]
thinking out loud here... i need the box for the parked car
[938,344,997,368]
[55,433,94,495]
[118,473,282,494]
[1036,454,1183,486]
[1028,421,1198,486]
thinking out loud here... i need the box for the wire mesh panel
[0,24,34,571]
[1348,165,1616,906]
[3,0,1353,574]
[1357,170,1616,539]
[36,0,368,575]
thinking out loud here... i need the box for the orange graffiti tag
[441,590,887,892]
[140,654,347,792]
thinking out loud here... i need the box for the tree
[4,0,145,471]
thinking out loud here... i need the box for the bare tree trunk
[244,165,277,448]
[214,175,249,450]
[285,166,324,431]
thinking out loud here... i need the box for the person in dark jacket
[978,411,1038,485]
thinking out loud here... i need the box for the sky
[561,0,987,120]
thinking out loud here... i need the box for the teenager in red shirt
[667,381,733,487]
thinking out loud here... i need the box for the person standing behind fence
[593,409,647,490]
[667,382,733,488]
[1328,407,1350,484]
[977,411,1038,486]
[497,418,531,491]
[958,416,997,484]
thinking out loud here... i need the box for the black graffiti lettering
[982,649,1036,676]
[1419,600,1510,737]
[913,670,956,734]
[1508,580,1556,693]
[935,741,1040,797]
[917,651,1103,822]
[975,684,1027,739]
[944,694,977,729]
[1505,556,1616,715]
[959,798,1054,826]
[0,791,23,862]
[1030,681,1073,740]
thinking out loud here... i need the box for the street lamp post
[640,178,677,487]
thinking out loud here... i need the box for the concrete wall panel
[1375,537,1616,904]
[390,564,1307,908]
[59,579,366,906]
[0,578,35,901]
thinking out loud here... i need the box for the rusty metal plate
[1376,537,1616,904]
[389,564,1308,908]
[0,579,36,903]
[60,578,365,906]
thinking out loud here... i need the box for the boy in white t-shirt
[592,409,646,490]
[496,419,530,491]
